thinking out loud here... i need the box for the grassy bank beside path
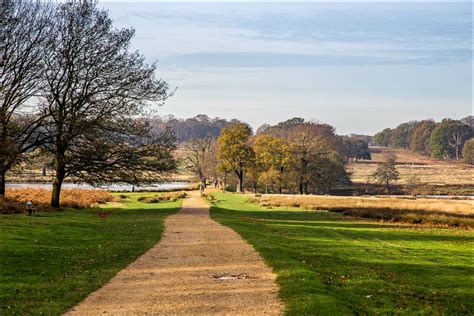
[209,192,474,315]
[0,193,181,315]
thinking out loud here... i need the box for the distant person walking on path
[199,182,205,195]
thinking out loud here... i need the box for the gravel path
[66,191,283,315]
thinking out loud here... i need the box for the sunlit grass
[0,193,181,315]
[210,192,474,315]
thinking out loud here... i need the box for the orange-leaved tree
[217,124,254,193]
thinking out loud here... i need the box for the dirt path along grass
[66,191,282,315]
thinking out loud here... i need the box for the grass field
[350,148,474,187]
[209,192,474,315]
[249,194,474,227]
[0,193,182,315]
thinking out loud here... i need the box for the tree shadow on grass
[210,204,474,315]
[0,205,181,315]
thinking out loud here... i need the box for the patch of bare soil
[65,191,282,315]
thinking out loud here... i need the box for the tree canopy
[372,156,399,193]
[373,117,473,162]
[217,124,254,193]
[462,139,474,165]
[1,0,177,206]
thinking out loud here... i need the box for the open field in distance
[350,148,473,186]
[248,194,474,227]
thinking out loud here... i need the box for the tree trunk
[222,172,227,192]
[279,167,283,194]
[235,169,244,193]
[0,169,6,197]
[385,180,390,195]
[299,176,304,195]
[51,156,66,208]
[455,145,459,161]
[0,125,6,197]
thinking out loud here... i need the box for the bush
[138,191,186,203]
[202,194,218,204]
[225,184,236,192]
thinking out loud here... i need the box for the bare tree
[41,2,172,207]
[183,137,212,181]
[65,119,177,187]
[0,0,53,195]
[450,130,463,161]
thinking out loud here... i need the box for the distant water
[6,182,190,192]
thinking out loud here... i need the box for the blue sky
[100,1,472,135]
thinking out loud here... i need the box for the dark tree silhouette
[0,0,53,196]
[41,1,173,207]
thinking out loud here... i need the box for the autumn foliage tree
[373,128,392,147]
[374,117,472,161]
[217,124,254,193]
[253,135,290,193]
[410,120,436,154]
[462,139,474,165]
[429,119,472,160]
[372,156,399,193]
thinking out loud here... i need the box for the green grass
[209,192,474,315]
[0,193,181,315]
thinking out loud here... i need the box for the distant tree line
[0,0,176,206]
[150,114,244,142]
[373,116,473,163]
[184,118,372,194]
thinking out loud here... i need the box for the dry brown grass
[0,197,26,214]
[350,163,474,186]
[3,188,113,212]
[137,191,187,203]
[351,148,474,186]
[369,147,439,164]
[250,194,474,227]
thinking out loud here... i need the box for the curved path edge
[65,191,283,315]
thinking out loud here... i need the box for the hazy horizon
[99,1,472,135]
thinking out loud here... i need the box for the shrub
[225,184,236,192]
[202,194,218,204]
[138,191,186,203]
